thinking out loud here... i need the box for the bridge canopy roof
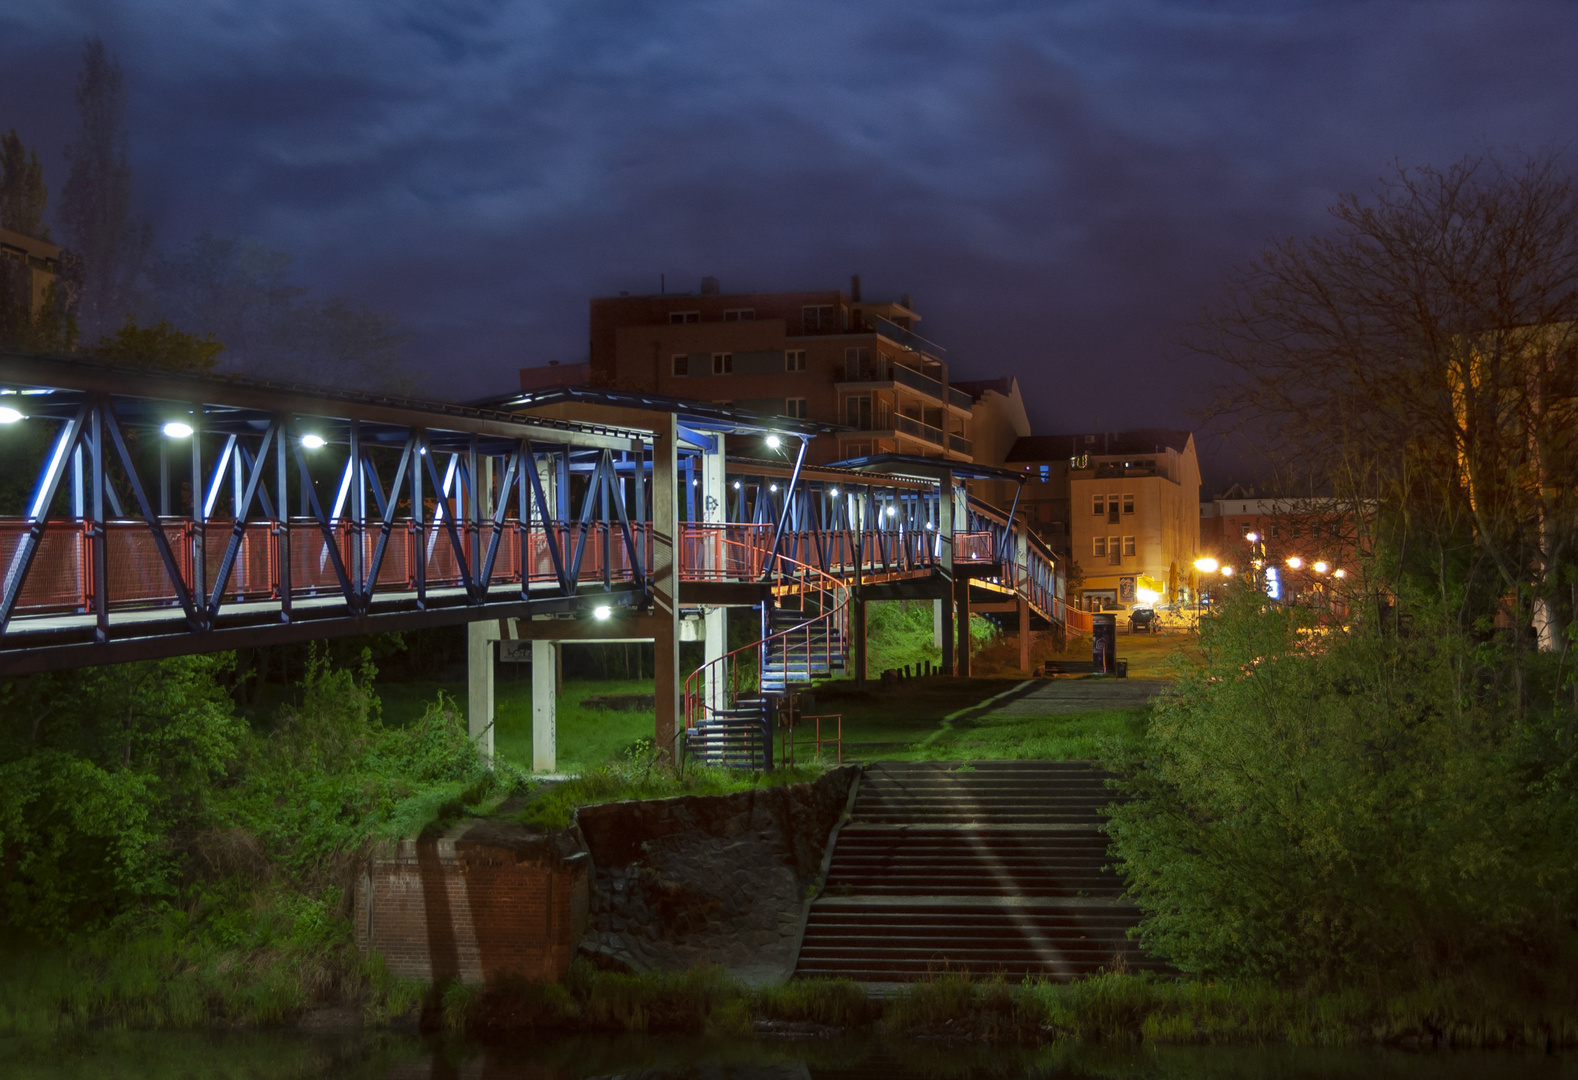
[482,386,839,440]
[828,452,1029,484]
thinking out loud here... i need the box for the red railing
[781,713,843,766]
[680,534,849,763]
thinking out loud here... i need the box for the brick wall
[355,830,589,985]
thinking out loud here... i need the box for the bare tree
[1197,153,1578,650]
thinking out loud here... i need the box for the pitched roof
[1006,428,1192,462]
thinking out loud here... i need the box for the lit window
[1123,536,1136,557]
[784,397,808,419]
[785,350,807,372]
[1093,537,1107,557]
[1093,495,1104,515]
[1039,465,1050,483]
[1123,494,1134,514]
[712,353,733,374]
[671,354,687,376]
[669,311,699,324]
[723,308,755,322]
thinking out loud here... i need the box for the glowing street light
[1193,557,1219,573]
[1312,560,1329,574]
[0,406,24,424]
[162,421,193,438]
[1333,568,1347,579]
[1286,556,1303,569]
[1245,532,1259,543]
[1222,566,1236,576]
[300,433,326,449]
[593,605,611,621]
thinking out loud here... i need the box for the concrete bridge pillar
[852,593,868,685]
[651,413,681,762]
[1018,595,1031,673]
[467,619,499,762]
[704,607,727,714]
[532,638,557,772]
[954,576,972,678]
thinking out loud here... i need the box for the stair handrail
[681,532,849,763]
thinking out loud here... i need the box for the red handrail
[680,534,849,762]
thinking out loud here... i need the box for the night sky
[3,2,1576,485]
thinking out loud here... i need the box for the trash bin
[1092,613,1118,675]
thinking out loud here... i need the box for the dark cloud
[3,0,1576,484]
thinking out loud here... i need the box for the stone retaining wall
[575,767,860,982]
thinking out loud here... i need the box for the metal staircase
[683,543,848,770]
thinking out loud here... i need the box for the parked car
[1128,607,1157,634]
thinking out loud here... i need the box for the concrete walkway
[989,677,1168,715]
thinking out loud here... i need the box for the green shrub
[1106,589,1578,986]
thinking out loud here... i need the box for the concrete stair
[793,760,1162,981]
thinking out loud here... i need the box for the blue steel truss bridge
[0,352,1070,768]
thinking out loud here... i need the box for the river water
[5,1032,1576,1080]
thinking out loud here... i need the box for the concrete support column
[531,638,557,772]
[852,592,868,685]
[703,606,727,714]
[939,585,956,675]
[954,575,972,678]
[933,598,944,649]
[651,414,681,762]
[937,473,957,675]
[467,619,498,762]
[1018,595,1031,673]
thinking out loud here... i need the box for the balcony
[873,316,946,358]
[839,358,971,410]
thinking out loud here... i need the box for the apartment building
[951,376,1031,507]
[1200,484,1366,601]
[0,226,62,317]
[1007,430,1201,609]
[583,276,973,465]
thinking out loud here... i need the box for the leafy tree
[1198,153,1578,652]
[59,37,149,341]
[0,655,245,938]
[0,129,77,353]
[0,129,49,238]
[91,316,224,373]
[142,232,412,390]
[1105,587,1578,987]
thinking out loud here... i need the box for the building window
[1110,536,1122,565]
[1123,494,1134,514]
[712,353,733,374]
[671,354,688,376]
[784,397,808,419]
[1240,522,1253,537]
[846,394,872,429]
[1093,495,1104,515]
[785,349,807,372]
[723,308,754,321]
[669,311,699,324]
[803,305,835,331]
[845,441,871,458]
[1093,537,1107,557]
[1039,465,1050,483]
[1123,536,1136,557]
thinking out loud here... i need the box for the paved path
[989,677,1167,715]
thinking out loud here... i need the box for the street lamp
[1193,557,1219,573]
[1312,560,1329,574]
[300,434,326,449]
[1286,556,1303,570]
[162,421,193,438]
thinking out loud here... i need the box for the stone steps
[794,760,1155,982]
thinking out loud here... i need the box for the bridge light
[0,406,24,424]
[732,481,741,490]
[769,484,778,492]
[593,604,612,621]
[765,434,782,450]
[924,521,934,530]
[828,487,839,496]
[885,506,896,517]
[162,421,193,438]
[301,433,326,449]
